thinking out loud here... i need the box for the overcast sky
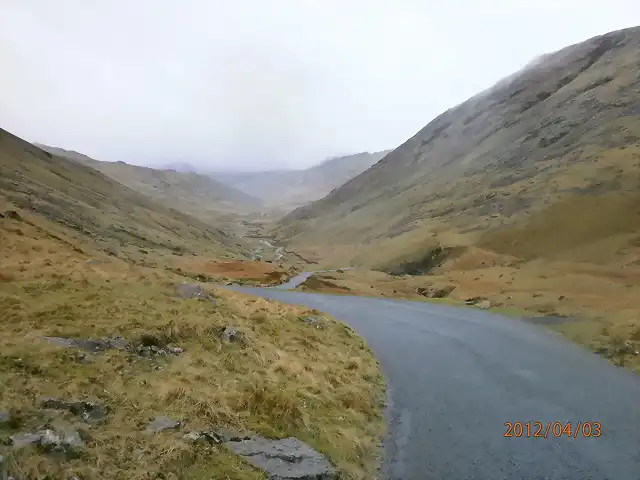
[1,1,638,170]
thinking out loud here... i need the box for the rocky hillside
[274,26,640,266]
[213,150,392,210]
[39,145,264,221]
[1,129,246,261]
[0,127,385,478]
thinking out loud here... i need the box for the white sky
[1,1,638,170]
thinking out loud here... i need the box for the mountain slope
[213,150,392,209]
[39,145,263,221]
[274,26,640,267]
[1,129,246,259]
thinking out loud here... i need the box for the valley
[3,15,640,479]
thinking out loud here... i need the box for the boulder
[40,398,109,424]
[221,326,244,344]
[146,415,180,433]
[176,283,216,304]
[300,315,324,328]
[225,436,337,480]
[476,300,492,309]
[0,411,9,425]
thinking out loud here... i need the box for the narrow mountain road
[229,285,640,480]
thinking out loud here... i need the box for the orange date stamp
[504,421,601,438]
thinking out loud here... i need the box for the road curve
[229,286,640,480]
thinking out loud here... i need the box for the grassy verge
[0,210,385,479]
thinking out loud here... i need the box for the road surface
[229,285,640,480]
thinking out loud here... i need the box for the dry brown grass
[0,208,385,479]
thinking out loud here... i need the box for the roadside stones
[9,432,43,448]
[42,336,184,359]
[416,285,456,298]
[300,315,324,328]
[176,283,216,304]
[225,435,338,480]
[146,415,180,433]
[10,426,84,453]
[43,336,130,352]
[476,300,492,309]
[40,398,109,424]
[182,431,223,444]
[221,326,244,344]
[465,296,489,307]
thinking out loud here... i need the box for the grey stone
[146,415,180,433]
[221,326,242,343]
[167,346,184,355]
[0,454,5,480]
[43,336,130,352]
[40,398,109,424]
[10,432,43,448]
[300,315,324,328]
[38,427,85,452]
[176,283,216,304]
[476,300,492,309]
[183,431,222,444]
[225,436,337,479]
[0,411,9,424]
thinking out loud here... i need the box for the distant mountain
[273,26,640,269]
[2,130,245,258]
[212,150,392,210]
[37,145,263,223]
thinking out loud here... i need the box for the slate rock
[43,336,130,352]
[10,432,43,448]
[225,436,337,480]
[176,283,216,304]
[300,315,324,328]
[146,415,180,433]
[0,411,9,425]
[40,398,109,424]
[476,300,492,309]
[221,326,243,344]
[38,427,85,452]
[183,431,223,444]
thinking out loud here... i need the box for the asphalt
[230,284,640,480]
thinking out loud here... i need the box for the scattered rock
[225,436,337,480]
[221,326,244,344]
[40,398,109,424]
[300,315,324,328]
[559,295,566,300]
[44,336,182,359]
[416,285,456,298]
[176,283,216,304]
[476,300,492,309]
[183,431,223,444]
[146,415,180,433]
[38,426,85,453]
[465,296,487,306]
[43,336,130,352]
[10,432,43,448]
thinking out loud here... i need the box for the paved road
[230,286,640,480]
